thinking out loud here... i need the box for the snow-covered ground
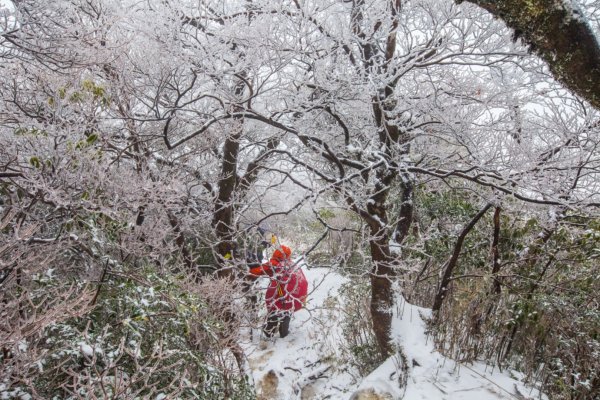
[242,267,547,400]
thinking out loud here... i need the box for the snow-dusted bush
[404,183,600,400]
[1,265,254,399]
[338,280,385,378]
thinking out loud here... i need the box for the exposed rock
[249,349,274,371]
[257,369,279,400]
[350,388,394,400]
[300,383,317,400]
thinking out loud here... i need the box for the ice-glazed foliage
[461,0,600,109]
[1,0,600,398]
[2,265,254,399]
[403,183,599,400]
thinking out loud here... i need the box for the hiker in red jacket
[248,245,308,338]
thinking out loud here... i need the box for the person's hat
[272,245,292,260]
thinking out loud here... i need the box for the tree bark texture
[369,227,396,357]
[485,206,502,318]
[461,0,600,110]
[212,72,246,276]
[351,0,409,357]
[363,163,398,357]
[167,211,194,272]
[212,129,242,275]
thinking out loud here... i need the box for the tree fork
[212,73,246,276]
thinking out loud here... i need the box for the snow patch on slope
[243,267,546,400]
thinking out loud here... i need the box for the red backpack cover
[266,267,308,312]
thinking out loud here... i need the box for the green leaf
[29,156,41,169]
[86,134,98,144]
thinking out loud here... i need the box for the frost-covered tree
[461,0,600,110]
[0,1,262,397]
[2,0,600,398]
[165,0,600,359]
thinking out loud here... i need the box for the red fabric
[248,246,308,312]
[265,267,308,312]
[271,245,291,262]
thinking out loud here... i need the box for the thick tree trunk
[212,72,246,277]
[364,167,399,357]
[369,231,395,357]
[212,129,242,276]
[461,0,600,110]
[350,0,405,359]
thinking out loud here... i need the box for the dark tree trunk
[212,130,242,277]
[485,206,503,319]
[490,206,502,295]
[368,224,396,357]
[461,0,600,110]
[212,71,246,277]
[349,0,406,358]
[500,227,555,361]
[167,211,195,272]
[394,179,414,244]
[361,154,403,357]
[432,203,492,313]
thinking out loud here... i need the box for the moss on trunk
[461,0,600,109]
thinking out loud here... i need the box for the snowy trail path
[241,267,546,400]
